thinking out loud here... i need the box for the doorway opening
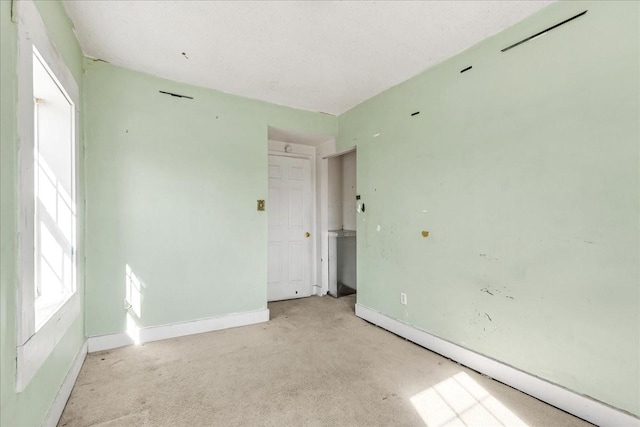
[325,148,357,298]
[266,126,335,302]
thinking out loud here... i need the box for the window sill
[35,291,74,331]
[16,292,80,392]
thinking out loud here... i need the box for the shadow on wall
[411,372,528,426]
[125,264,144,344]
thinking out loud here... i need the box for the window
[15,0,81,392]
[32,47,76,331]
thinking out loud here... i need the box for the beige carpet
[59,295,591,427]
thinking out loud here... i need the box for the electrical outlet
[400,292,407,305]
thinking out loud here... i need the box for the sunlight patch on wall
[410,372,528,427]
[126,312,141,345]
[125,264,144,344]
[125,264,142,317]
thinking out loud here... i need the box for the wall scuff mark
[159,90,194,100]
[10,0,17,23]
[501,10,588,52]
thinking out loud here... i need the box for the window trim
[16,0,81,392]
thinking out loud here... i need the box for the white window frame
[16,0,81,392]
[32,45,77,330]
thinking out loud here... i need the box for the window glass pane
[32,48,76,330]
[40,225,63,280]
[33,56,72,197]
[37,160,57,220]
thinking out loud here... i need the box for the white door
[268,155,312,301]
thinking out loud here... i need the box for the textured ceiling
[63,1,552,115]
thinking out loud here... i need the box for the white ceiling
[63,1,552,115]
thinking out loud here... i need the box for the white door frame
[267,150,317,299]
[319,145,357,297]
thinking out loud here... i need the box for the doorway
[267,154,313,301]
[266,125,339,302]
[325,148,357,298]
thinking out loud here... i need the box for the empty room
[1,0,638,426]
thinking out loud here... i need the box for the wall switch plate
[400,292,407,305]
[257,200,265,211]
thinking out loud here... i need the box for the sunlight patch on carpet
[410,372,528,427]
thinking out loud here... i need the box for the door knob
[305,232,311,238]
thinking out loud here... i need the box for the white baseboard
[43,339,87,427]
[141,308,270,343]
[88,308,270,353]
[355,303,639,427]
[87,332,134,353]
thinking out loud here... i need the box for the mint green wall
[338,1,639,416]
[84,60,336,336]
[3,0,637,423]
[0,1,86,426]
